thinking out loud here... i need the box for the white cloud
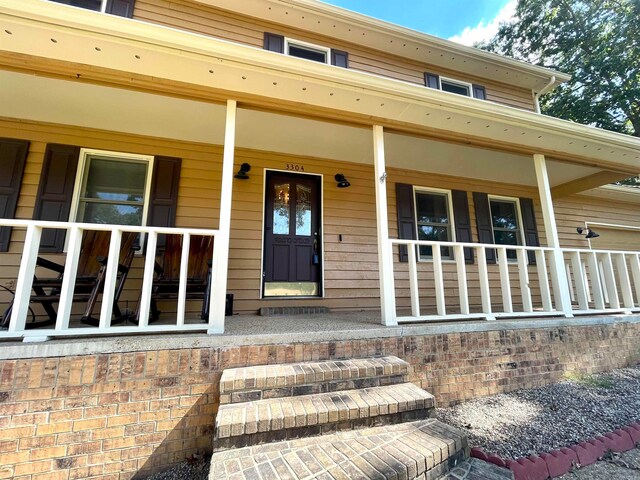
[448,0,517,46]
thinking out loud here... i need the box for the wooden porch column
[208,99,237,334]
[373,125,397,326]
[533,153,574,317]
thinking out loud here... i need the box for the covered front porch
[1,0,640,341]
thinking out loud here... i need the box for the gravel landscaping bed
[437,365,640,459]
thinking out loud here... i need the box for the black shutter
[425,73,440,89]
[148,156,181,248]
[472,192,496,264]
[331,49,349,68]
[0,139,29,252]
[519,197,539,264]
[451,190,473,264]
[105,0,135,18]
[264,33,285,53]
[395,183,416,262]
[472,84,487,100]
[33,144,80,253]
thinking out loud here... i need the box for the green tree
[481,0,640,138]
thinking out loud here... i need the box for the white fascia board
[1,0,639,170]
[580,185,640,204]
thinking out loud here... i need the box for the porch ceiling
[2,70,606,189]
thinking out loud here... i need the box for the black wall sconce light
[234,163,251,180]
[577,227,600,239]
[334,173,351,188]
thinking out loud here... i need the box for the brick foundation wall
[1,321,639,479]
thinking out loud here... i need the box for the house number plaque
[285,163,305,172]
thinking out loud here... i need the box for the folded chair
[137,234,213,323]
[1,230,138,329]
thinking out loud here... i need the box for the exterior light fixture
[334,173,351,188]
[576,227,600,239]
[234,163,251,180]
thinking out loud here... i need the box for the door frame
[260,168,325,299]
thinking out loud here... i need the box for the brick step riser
[213,408,436,452]
[222,373,407,404]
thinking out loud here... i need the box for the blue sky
[321,0,516,45]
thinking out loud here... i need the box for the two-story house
[1,0,639,478]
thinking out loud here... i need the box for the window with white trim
[285,38,330,64]
[70,149,153,226]
[440,77,472,97]
[489,196,523,259]
[414,188,455,260]
[49,0,135,18]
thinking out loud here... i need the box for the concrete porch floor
[1,311,639,360]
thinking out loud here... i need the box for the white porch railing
[389,239,640,323]
[0,219,220,340]
[563,248,640,315]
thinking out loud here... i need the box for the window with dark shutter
[33,144,81,253]
[147,156,181,249]
[472,192,496,263]
[264,33,285,54]
[395,183,416,262]
[331,50,349,68]
[519,197,539,264]
[425,73,440,89]
[0,138,29,252]
[472,84,487,100]
[50,0,135,17]
[451,190,474,264]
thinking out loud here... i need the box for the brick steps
[220,356,408,404]
[212,356,468,478]
[210,419,468,480]
[215,382,435,449]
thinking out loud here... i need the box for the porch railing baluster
[601,253,619,309]
[586,251,605,310]
[570,251,589,310]
[9,224,42,333]
[176,233,190,326]
[454,245,469,315]
[56,225,83,331]
[614,253,634,309]
[407,244,420,317]
[498,247,512,313]
[535,250,552,312]
[477,247,494,319]
[432,246,445,316]
[138,230,158,329]
[517,248,532,312]
[630,254,640,305]
[98,228,122,330]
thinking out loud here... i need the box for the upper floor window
[49,0,135,18]
[425,72,486,100]
[264,33,348,69]
[286,39,330,64]
[70,149,153,226]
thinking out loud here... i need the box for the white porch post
[208,99,237,334]
[533,153,573,317]
[373,125,397,326]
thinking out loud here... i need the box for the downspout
[533,75,556,114]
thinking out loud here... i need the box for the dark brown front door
[263,171,321,297]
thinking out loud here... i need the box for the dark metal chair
[1,230,138,329]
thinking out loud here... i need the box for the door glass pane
[295,184,312,236]
[273,183,290,235]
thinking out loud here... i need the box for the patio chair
[136,234,214,323]
[1,230,138,329]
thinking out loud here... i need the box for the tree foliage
[481,0,640,138]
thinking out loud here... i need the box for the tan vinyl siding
[132,0,535,111]
[554,194,640,250]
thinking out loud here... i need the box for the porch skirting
[1,315,639,478]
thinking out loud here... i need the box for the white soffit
[0,71,227,144]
